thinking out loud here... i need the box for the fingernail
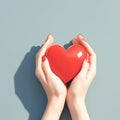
[42,55,46,62]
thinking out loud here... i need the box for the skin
[35,34,96,120]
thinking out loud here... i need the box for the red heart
[45,44,87,84]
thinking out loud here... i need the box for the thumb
[77,59,89,80]
[42,56,55,80]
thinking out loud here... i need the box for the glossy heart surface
[46,44,87,83]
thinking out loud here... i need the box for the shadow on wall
[14,41,73,120]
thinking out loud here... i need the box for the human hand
[35,34,67,120]
[66,34,96,120]
[35,34,96,120]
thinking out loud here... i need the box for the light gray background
[0,0,120,120]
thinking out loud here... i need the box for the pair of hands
[35,34,96,120]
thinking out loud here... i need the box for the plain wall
[0,0,120,120]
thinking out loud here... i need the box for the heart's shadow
[64,40,73,49]
[14,41,72,120]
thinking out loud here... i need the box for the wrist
[48,94,66,106]
[67,95,85,110]
[48,92,66,103]
[42,95,66,120]
[67,92,85,104]
[67,97,90,120]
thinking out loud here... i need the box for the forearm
[67,98,90,120]
[42,96,65,120]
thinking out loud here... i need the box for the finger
[72,34,84,44]
[42,56,56,82]
[75,59,89,81]
[36,34,54,70]
[87,59,96,85]
[38,34,54,57]
[72,38,79,44]
[73,34,96,85]
[35,35,54,83]
[77,35,96,75]
[35,55,46,86]
[77,35,96,57]
[80,40,96,84]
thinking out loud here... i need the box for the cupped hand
[66,34,96,120]
[67,34,96,101]
[35,34,67,101]
[35,34,67,120]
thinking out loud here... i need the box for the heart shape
[45,44,87,83]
